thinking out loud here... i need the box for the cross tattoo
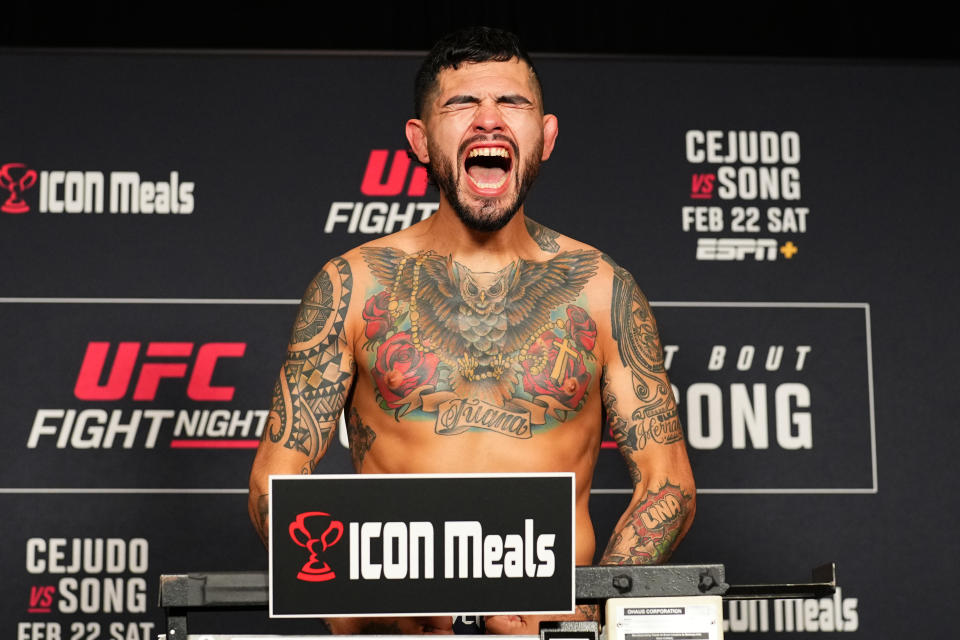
[550,338,581,383]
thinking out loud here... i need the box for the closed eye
[443,95,480,108]
[497,94,533,107]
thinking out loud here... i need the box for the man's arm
[487,263,694,636]
[247,257,356,546]
[599,261,695,564]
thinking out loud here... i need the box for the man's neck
[418,201,533,269]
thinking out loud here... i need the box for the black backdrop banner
[1,51,956,638]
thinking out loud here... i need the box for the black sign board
[269,473,575,618]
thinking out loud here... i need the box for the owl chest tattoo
[360,247,600,438]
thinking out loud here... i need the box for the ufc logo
[360,150,428,197]
[73,341,246,401]
[690,173,715,199]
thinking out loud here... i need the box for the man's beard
[428,138,543,232]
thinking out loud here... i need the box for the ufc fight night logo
[26,340,268,450]
[324,149,438,234]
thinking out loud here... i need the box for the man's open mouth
[464,146,512,192]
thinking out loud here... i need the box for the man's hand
[485,606,599,635]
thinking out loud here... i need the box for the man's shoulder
[522,219,629,289]
[523,227,660,336]
[315,219,637,301]
[523,218,617,267]
[517,222,630,335]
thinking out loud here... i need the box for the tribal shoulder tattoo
[603,254,683,455]
[359,247,600,437]
[265,257,356,470]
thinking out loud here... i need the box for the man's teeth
[465,147,510,189]
[468,147,510,158]
[466,147,510,188]
[470,174,508,189]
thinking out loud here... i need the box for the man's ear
[405,119,430,164]
[541,114,559,161]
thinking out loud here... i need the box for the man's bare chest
[353,247,603,439]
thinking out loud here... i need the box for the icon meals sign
[269,473,575,617]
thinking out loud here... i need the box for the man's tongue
[467,166,506,187]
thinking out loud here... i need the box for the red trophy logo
[0,163,38,214]
[289,511,344,582]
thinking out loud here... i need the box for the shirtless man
[248,26,695,635]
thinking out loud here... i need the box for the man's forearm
[248,489,270,547]
[600,479,695,565]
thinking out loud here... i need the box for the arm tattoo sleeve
[610,264,668,404]
[607,263,683,453]
[266,257,355,469]
[602,370,643,484]
[601,480,693,565]
[601,258,694,565]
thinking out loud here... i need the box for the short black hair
[413,26,542,119]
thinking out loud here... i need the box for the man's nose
[472,101,505,132]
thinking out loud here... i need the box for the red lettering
[187,342,246,401]
[74,341,246,401]
[74,341,141,400]
[29,585,55,609]
[407,166,428,196]
[360,150,410,196]
[132,342,193,401]
[690,173,716,199]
